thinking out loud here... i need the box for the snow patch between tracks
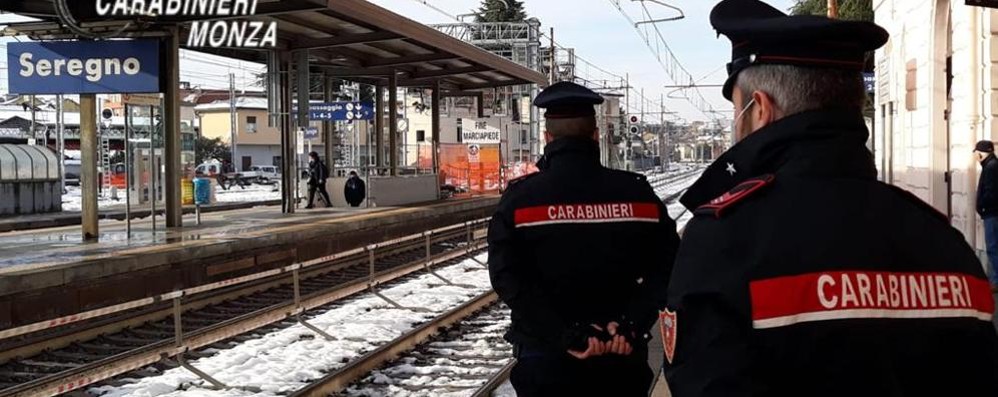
[90,253,491,397]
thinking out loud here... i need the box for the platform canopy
[0,0,548,91]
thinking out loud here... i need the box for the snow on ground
[90,253,492,397]
[60,186,120,212]
[213,184,281,203]
[59,184,280,212]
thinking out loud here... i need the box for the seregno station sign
[6,40,160,95]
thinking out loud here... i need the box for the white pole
[57,94,65,193]
[230,73,238,170]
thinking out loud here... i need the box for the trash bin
[194,177,212,205]
[181,178,195,205]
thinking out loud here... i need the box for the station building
[875,0,998,256]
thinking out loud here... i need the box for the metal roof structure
[0,0,548,91]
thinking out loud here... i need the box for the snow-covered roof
[0,111,156,127]
[194,97,268,111]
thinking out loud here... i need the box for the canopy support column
[324,75,335,176]
[375,85,384,170]
[80,93,98,241]
[280,51,296,214]
[388,72,398,176]
[164,25,182,227]
[431,80,441,174]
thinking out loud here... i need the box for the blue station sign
[863,72,875,94]
[7,40,160,95]
[308,102,374,121]
[304,127,319,139]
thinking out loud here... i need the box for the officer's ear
[544,131,554,143]
[591,128,599,142]
[751,90,779,130]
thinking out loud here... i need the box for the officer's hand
[567,336,605,359]
[605,322,634,356]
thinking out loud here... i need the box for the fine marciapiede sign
[462,121,501,144]
[7,40,160,95]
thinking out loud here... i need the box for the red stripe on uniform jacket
[750,271,995,329]
[514,202,660,228]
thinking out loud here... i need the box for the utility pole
[29,95,36,145]
[229,72,238,170]
[549,28,556,84]
[57,94,65,193]
[827,0,838,18]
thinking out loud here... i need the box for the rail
[0,218,489,343]
[0,218,491,397]
[290,291,500,397]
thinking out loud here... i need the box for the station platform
[0,196,499,329]
[0,199,281,233]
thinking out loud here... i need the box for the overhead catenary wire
[607,0,724,123]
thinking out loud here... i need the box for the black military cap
[711,0,889,100]
[534,81,605,119]
[975,140,994,153]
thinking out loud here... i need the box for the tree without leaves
[475,0,528,22]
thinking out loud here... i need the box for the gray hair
[545,115,597,139]
[736,65,866,118]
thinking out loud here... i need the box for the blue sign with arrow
[308,102,374,121]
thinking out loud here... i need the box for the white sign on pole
[122,93,161,106]
[462,120,501,144]
[296,128,305,154]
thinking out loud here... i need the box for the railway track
[647,166,702,192]
[0,220,490,397]
[287,293,511,397]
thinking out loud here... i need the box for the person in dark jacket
[305,152,331,209]
[488,81,680,397]
[662,1,998,396]
[343,171,366,207]
[976,140,998,291]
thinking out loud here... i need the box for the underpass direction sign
[307,102,374,121]
[7,40,160,94]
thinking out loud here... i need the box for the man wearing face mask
[661,1,998,396]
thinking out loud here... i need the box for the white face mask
[731,98,756,144]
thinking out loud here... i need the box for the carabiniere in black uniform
[488,81,680,397]
[663,1,998,396]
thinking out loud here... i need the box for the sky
[0,0,799,122]
[367,0,798,122]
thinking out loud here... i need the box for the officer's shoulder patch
[694,174,775,218]
[887,184,948,222]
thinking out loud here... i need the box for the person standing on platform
[487,81,680,397]
[976,140,998,292]
[662,1,998,396]
[344,170,366,208]
[305,152,331,209]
